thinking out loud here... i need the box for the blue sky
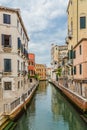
[0,0,69,67]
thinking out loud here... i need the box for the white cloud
[0,0,69,66]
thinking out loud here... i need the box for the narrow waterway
[15,81,87,130]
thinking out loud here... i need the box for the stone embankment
[50,80,87,112]
[49,80,87,122]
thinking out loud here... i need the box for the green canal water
[15,81,87,130]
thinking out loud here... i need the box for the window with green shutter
[4,59,11,72]
[74,66,76,75]
[3,14,11,24]
[80,16,86,29]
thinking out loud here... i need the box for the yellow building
[66,0,87,93]
[35,64,46,80]
[67,0,87,48]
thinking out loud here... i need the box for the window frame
[3,14,11,24]
[4,59,11,72]
[2,34,11,47]
[80,16,86,29]
[79,45,82,55]
[79,64,82,75]
[4,82,12,90]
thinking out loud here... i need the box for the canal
[15,81,87,130]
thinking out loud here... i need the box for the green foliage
[28,73,30,79]
[34,74,40,80]
[56,68,62,77]
[28,73,40,80]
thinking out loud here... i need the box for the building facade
[51,44,68,81]
[28,53,35,82]
[51,44,59,80]
[73,39,87,98]
[67,0,87,97]
[0,6,29,98]
[35,64,46,80]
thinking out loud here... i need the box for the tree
[56,68,62,77]
[34,74,40,80]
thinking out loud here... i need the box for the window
[73,50,76,59]
[80,16,86,29]
[17,20,19,28]
[79,45,82,55]
[18,81,20,89]
[74,66,76,75]
[4,59,11,72]
[4,82,12,90]
[69,50,73,59]
[17,37,21,49]
[21,28,22,35]
[71,68,73,75]
[79,64,82,74]
[2,34,11,47]
[17,60,20,72]
[3,14,11,24]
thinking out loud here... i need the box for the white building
[51,44,68,81]
[0,6,29,99]
[51,44,59,80]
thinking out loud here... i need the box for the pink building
[73,38,87,98]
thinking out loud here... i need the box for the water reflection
[51,85,87,130]
[15,81,87,130]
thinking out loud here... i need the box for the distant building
[51,44,68,81]
[28,53,35,82]
[46,68,51,80]
[35,64,46,80]
[0,6,29,98]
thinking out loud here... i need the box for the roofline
[66,0,71,12]
[28,53,35,56]
[0,6,29,41]
[35,63,46,66]
[73,38,87,49]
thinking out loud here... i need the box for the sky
[0,0,69,67]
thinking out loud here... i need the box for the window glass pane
[80,64,82,74]
[4,82,12,90]
[3,14,11,24]
[80,16,86,29]
[2,34,11,47]
[4,59,11,72]
[79,45,82,55]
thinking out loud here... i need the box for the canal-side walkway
[50,80,87,122]
[0,81,39,129]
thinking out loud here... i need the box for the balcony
[68,59,73,66]
[68,30,73,39]
[3,71,12,76]
[2,45,12,52]
[65,37,69,44]
[22,70,27,76]
[18,70,21,76]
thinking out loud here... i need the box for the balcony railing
[2,45,12,52]
[68,59,73,66]
[3,70,12,75]
[68,30,73,39]
[65,37,69,44]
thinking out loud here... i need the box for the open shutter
[9,35,12,47]
[2,34,4,45]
